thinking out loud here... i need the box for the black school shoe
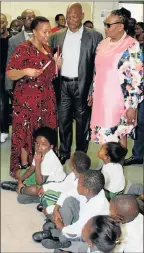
[0,181,17,191]
[41,238,71,249]
[124,156,143,166]
[32,230,59,243]
[37,203,43,212]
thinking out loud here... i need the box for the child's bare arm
[19,165,35,182]
[34,153,47,185]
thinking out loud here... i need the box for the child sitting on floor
[98,142,127,199]
[110,194,143,252]
[38,151,91,214]
[82,215,122,253]
[1,127,66,198]
[32,170,109,251]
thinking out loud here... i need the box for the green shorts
[20,169,41,188]
[40,190,61,208]
[105,189,123,200]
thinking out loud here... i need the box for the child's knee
[30,185,39,195]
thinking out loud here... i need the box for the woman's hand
[54,53,63,69]
[24,68,43,78]
[126,108,137,125]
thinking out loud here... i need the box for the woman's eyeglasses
[103,21,122,28]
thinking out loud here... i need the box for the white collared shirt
[102,163,125,193]
[62,189,109,238]
[61,26,83,78]
[24,31,33,40]
[114,213,143,253]
[32,149,66,183]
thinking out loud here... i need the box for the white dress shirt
[32,149,66,183]
[61,26,83,78]
[62,189,110,238]
[117,213,144,252]
[102,163,125,193]
[56,178,86,207]
[24,31,33,40]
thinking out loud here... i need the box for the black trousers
[58,79,91,157]
[0,79,9,133]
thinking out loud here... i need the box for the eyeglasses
[103,21,122,28]
[23,16,35,21]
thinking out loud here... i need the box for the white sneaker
[0,133,9,143]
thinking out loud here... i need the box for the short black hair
[10,19,23,28]
[111,195,139,223]
[89,215,121,252]
[55,14,64,22]
[83,170,105,195]
[31,16,49,30]
[72,151,91,174]
[137,22,144,31]
[83,20,93,27]
[33,127,57,146]
[105,142,127,163]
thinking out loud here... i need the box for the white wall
[1,2,93,27]
[119,3,143,22]
[1,1,143,35]
[92,1,119,35]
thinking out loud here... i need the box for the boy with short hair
[34,170,109,250]
[110,194,143,252]
[1,127,66,200]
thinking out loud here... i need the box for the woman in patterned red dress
[6,16,60,178]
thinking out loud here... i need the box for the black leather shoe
[32,230,52,243]
[124,156,143,166]
[59,155,70,165]
[0,181,18,191]
[41,238,71,249]
[37,204,43,212]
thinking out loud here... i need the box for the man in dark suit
[5,9,36,92]
[49,3,103,164]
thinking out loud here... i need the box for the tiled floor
[1,130,143,252]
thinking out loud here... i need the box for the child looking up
[98,142,127,199]
[1,127,66,197]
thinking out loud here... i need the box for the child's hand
[42,208,48,216]
[16,180,25,194]
[38,186,44,196]
[53,208,62,222]
[55,218,64,230]
[34,152,44,166]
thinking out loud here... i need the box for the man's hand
[126,108,137,125]
[87,95,93,107]
[16,180,25,194]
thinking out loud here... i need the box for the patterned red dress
[6,40,57,177]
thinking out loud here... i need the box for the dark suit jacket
[48,26,103,102]
[5,31,25,90]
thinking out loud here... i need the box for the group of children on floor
[1,126,144,253]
